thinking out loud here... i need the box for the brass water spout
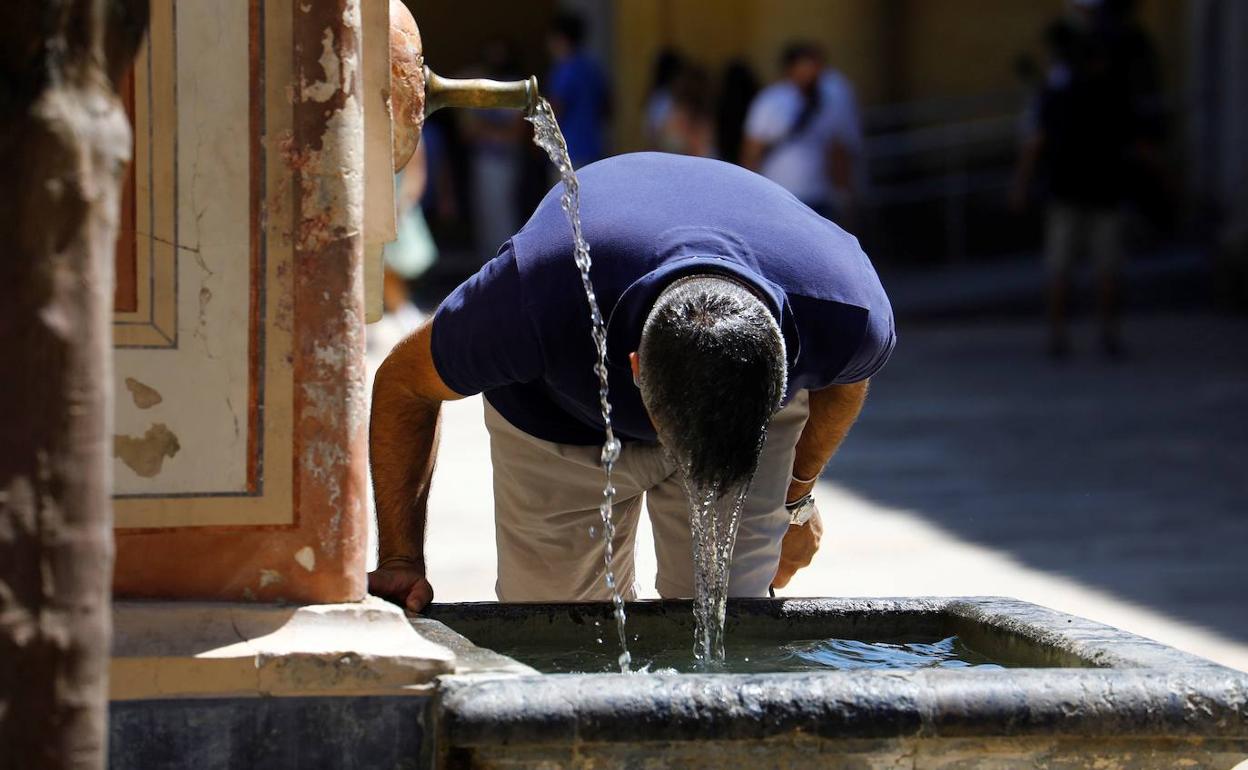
[422,67,539,118]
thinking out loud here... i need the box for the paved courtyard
[370,311,1248,671]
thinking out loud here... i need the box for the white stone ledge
[111,596,454,700]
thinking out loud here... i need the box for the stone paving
[369,311,1248,672]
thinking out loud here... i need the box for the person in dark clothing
[545,13,609,168]
[1013,12,1141,359]
[715,59,760,167]
[644,49,686,148]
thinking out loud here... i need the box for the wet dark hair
[638,276,787,490]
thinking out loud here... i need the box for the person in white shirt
[742,43,862,224]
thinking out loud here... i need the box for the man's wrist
[377,554,425,572]
[785,478,815,505]
[790,467,821,486]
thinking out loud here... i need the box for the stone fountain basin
[417,597,1248,769]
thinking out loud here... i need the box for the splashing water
[686,480,750,664]
[527,98,631,673]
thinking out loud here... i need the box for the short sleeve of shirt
[430,247,543,396]
[833,306,897,385]
[744,88,793,143]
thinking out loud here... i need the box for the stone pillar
[288,0,370,602]
[0,1,148,766]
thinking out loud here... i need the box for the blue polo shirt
[431,152,895,446]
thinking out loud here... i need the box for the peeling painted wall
[113,0,256,498]
[110,0,382,604]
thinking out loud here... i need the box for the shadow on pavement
[826,313,1248,643]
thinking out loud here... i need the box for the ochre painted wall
[408,0,558,78]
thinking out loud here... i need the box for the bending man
[369,152,895,612]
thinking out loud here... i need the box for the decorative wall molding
[113,0,374,605]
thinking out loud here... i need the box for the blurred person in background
[1012,0,1148,360]
[416,115,461,241]
[546,12,609,169]
[1099,0,1169,228]
[369,141,438,357]
[462,39,528,262]
[741,43,859,226]
[818,65,866,229]
[652,64,716,158]
[715,59,759,168]
[644,48,685,148]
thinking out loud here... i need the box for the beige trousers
[484,391,810,601]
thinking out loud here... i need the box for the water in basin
[493,633,1008,674]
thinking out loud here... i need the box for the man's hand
[771,507,823,590]
[368,562,434,613]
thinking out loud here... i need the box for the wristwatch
[785,493,816,527]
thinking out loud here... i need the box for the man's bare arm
[772,380,870,589]
[787,380,869,502]
[368,320,463,611]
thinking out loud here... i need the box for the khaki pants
[485,391,810,601]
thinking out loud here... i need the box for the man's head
[632,276,787,491]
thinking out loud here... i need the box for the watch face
[789,498,815,526]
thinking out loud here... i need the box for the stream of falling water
[527,98,631,673]
[686,481,751,664]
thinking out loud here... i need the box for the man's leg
[1089,208,1126,357]
[484,400,669,601]
[1044,203,1079,359]
[645,391,811,598]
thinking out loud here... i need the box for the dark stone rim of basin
[425,597,1248,746]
